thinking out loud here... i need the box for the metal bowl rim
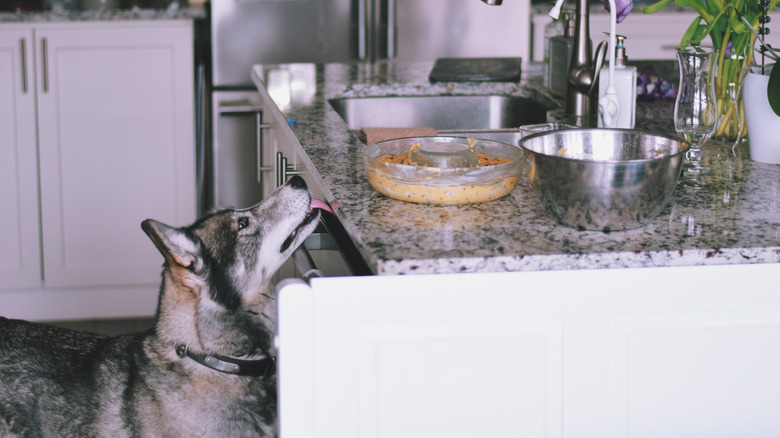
[518,128,690,163]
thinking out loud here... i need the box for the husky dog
[0,175,330,437]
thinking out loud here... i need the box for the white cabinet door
[278,274,564,438]
[0,27,41,289]
[278,263,780,438]
[35,21,196,287]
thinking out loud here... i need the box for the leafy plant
[643,0,780,121]
[769,65,779,115]
[749,0,780,114]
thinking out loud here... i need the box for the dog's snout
[287,175,307,190]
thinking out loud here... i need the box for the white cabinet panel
[357,319,562,438]
[35,22,195,287]
[0,28,41,288]
[278,263,780,437]
[279,275,566,438]
[609,310,780,438]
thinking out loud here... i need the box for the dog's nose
[287,175,307,189]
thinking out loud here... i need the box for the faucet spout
[481,0,503,4]
[565,0,605,126]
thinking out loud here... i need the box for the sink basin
[328,95,549,131]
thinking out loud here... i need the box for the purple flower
[657,77,677,100]
[603,0,633,23]
[637,73,651,96]
[636,73,677,101]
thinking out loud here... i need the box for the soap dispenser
[542,14,564,88]
[598,34,637,128]
[547,9,575,96]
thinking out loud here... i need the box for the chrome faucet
[483,0,606,125]
[565,0,607,126]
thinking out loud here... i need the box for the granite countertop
[251,61,780,275]
[0,6,205,22]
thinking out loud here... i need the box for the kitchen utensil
[519,128,689,231]
[363,136,524,205]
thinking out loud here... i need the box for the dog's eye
[237,217,249,230]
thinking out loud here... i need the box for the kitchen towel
[361,127,438,145]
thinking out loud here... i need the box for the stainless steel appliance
[204,0,531,212]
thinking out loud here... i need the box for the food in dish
[377,151,510,167]
[362,136,524,205]
[365,167,520,204]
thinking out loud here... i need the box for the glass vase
[713,54,750,144]
[674,46,719,162]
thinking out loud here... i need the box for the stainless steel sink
[328,95,549,131]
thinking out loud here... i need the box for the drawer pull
[256,113,273,181]
[19,39,28,93]
[41,37,48,93]
[276,152,302,187]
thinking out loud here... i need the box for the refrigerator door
[211,0,360,87]
[386,0,531,62]
[211,90,269,209]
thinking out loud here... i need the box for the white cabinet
[277,263,780,438]
[0,21,196,320]
[0,29,40,289]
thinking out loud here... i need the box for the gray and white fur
[0,175,322,437]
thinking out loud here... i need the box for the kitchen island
[251,61,780,276]
[256,62,780,437]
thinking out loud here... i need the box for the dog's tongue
[311,199,334,215]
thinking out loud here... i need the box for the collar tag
[204,355,241,374]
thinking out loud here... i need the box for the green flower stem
[641,0,675,13]
[675,0,716,21]
[644,0,778,132]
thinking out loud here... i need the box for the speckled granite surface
[0,7,204,22]
[252,61,780,275]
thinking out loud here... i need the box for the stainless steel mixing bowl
[519,129,689,231]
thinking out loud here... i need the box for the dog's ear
[142,219,202,271]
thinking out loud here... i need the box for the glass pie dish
[362,136,524,205]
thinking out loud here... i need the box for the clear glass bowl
[362,136,524,205]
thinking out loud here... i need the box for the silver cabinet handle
[19,38,28,93]
[387,0,396,59]
[41,37,48,93]
[218,102,264,115]
[276,152,284,187]
[292,245,323,283]
[276,151,302,187]
[255,113,273,181]
[358,0,368,60]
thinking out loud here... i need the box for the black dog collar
[175,344,275,379]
